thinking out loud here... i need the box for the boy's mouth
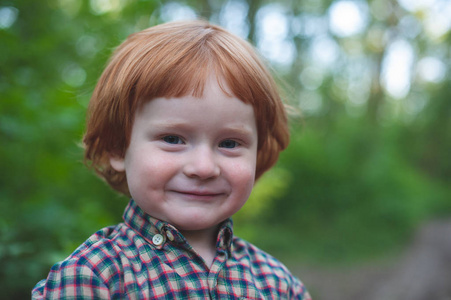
[170,190,225,199]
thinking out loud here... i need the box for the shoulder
[32,223,136,299]
[64,223,130,269]
[231,237,311,300]
[232,236,291,276]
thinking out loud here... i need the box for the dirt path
[291,219,451,300]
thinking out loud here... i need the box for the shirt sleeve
[291,276,312,300]
[32,261,111,299]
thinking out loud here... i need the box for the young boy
[33,20,311,299]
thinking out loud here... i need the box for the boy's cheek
[230,163,256,192]
[229,158,257,178]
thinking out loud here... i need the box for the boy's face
[110,77,258,232]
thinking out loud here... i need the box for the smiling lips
[171,190,225,200]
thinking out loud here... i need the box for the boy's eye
[219,140,239,149]
[162,135,183,144]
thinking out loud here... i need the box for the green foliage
[247,116,450,263]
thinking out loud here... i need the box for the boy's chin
[163,209,227,230]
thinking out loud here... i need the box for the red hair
[83,20,289,195]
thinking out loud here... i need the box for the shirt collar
[123,199,233,255]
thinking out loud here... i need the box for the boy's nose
[183,146,220,180]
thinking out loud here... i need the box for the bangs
[127,24,267,108]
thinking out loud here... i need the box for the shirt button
[166,231,174,241]
[152,234,164,246]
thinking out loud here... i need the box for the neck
[180,226,219,267]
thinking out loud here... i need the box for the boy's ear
[109,155,125,172]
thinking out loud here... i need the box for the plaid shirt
[33,200,311,299]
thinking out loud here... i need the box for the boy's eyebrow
[150,121,255,136]
[147,122,195,131]
[219,126,256,138]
